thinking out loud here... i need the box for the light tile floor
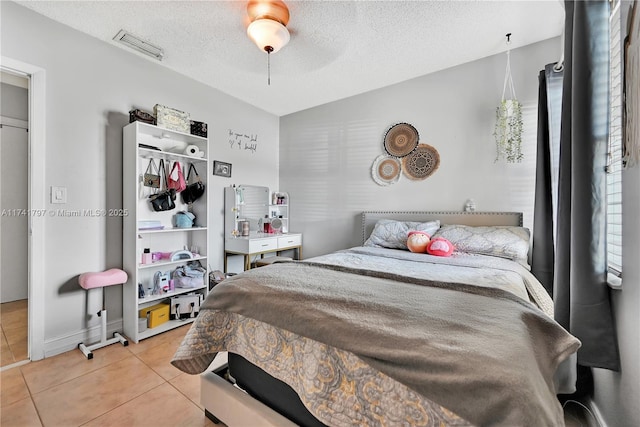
[0,300,593,426]
[1,300,29,367]
[1,323,216,427]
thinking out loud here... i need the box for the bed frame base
[201,371,298,427]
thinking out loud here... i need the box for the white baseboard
[43,318,125,358]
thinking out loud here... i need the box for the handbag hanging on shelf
[167,161,187,193]
[149,159,176,212]
[143,158,160,188]
[181,163,206,204]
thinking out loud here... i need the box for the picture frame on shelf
[213,160,232,177]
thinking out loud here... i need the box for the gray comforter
[172,248,580,426]
[310,246,554,317]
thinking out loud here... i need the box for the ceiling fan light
[247,18,290,53]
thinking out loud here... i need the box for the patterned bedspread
[185,311,472,426]
[172,247,580,426]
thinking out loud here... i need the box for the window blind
[607,0,623,276]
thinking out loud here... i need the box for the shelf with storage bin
[138,147,207,163]
[123,121,210,343]
[138,284,207,305]
[137,255,208,270]
[137,318,197,341]
[137,226,208,235]
[135,121,207,150]
[135,232,208,264]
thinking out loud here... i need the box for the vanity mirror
[225,185,269,235]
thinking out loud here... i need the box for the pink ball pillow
[426,237,455,257]
[407,231,431,253]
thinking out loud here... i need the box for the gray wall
[280,38,560,258]
[591,2,640,426]
[1,1,279,355]
[1,82,28,120]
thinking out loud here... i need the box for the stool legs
[78,268,129,359]
[78,309,129,359]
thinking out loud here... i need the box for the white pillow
[364,220,440,250]
[432,224,530,266]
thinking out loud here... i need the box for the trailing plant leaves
[494,99,524,163]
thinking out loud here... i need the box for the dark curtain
[532,65,563,295]
[534,0,620,376]
[554,0,619,371]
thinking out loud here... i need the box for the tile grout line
[1,327,16,367]
[77,382,170,427]
[129,331,205,411]
[1,301,28,368]
[74,336,192,426]
[22,349,132,396]
[28,354,167,427]
[3,308,193,425]
[20,368,46,427]
[166,375,203,411]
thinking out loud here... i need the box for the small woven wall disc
[371,154,401,186]
[384,123,419,157]
[402,143,440,180]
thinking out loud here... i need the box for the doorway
[0,71,30,367]
[1,57,46,363]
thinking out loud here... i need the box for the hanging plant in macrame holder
[494,49,524,163]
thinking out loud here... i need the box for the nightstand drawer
[249,238,278,253]
[278,234,302,249]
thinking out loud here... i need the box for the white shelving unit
[122,121,210,343]
[269,191,289,233]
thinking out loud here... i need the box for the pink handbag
[167,161,186,193]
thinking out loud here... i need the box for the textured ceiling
[16,0,565,116]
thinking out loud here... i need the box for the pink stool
[78,268,129,359]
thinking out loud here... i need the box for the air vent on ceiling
[113,30,164,61]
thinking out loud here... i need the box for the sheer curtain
[534,0,620,379]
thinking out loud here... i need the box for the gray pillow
[364,220,440,250]
[432,224,530,266]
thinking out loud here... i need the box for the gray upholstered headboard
[361,211,523,244]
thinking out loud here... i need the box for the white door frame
[1,56,46,361]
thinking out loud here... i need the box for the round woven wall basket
[402,143,440,180]
[371,154,401,186]
[383,123,419,157]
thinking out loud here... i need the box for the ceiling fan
[245,0,292,84]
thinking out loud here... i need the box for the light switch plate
[51,186,67,204]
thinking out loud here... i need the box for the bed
[171,211,580,427]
